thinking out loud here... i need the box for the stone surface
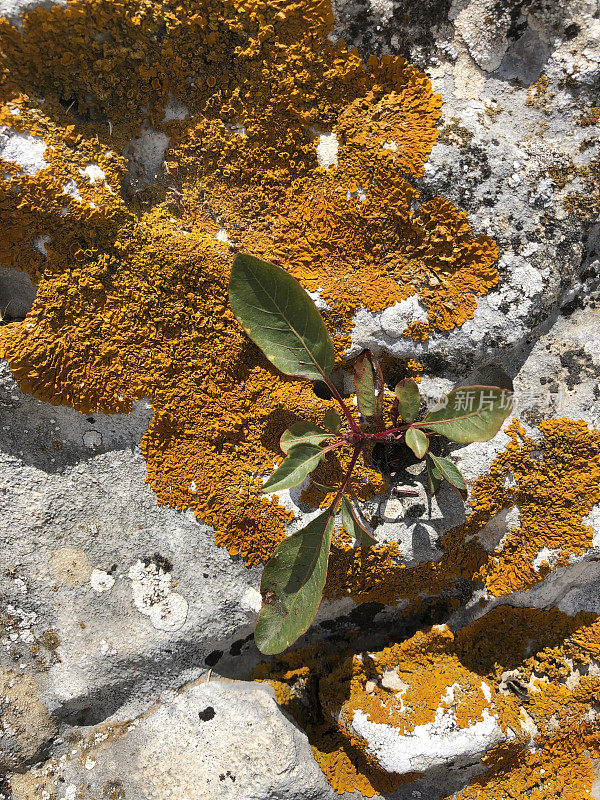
[343,0,600,377]
[0,670,56,773]
[0,364,264,732]
[329,627,507,776]
[10,680,338,800]
[351,701,503,775]
[0,0,599,797]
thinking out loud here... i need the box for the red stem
[315,363,362,436]
[368,424,411,440]
[328,444,363,516]
[320,439,347,455]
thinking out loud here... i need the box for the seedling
[229,254,514,655]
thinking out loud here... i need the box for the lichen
[0,669,57,773]
[325,418,600,604]
[578,106,600,127]
[256,609,600,797]
[547,157,600,219]
[0,0,498,564]
[320,625,497,737]
[451,608,600,800]
[254,645,409,797]
[526,75,553,113]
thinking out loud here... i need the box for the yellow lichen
[403,319,431,341]
[473,419,600,595]
[526,75,553,112]
[325,418,600,604]
[254,645,409,796]
[257,608,600,797]
[2,4,599,797]
[578,106,600,127]
[547,157,600,219]
[451,608,600,800]
[320,626,497,737]
[0,0,498,564]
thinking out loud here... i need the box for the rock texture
[10,680,337,800]
[0,363,265,731]
[0,0,599,798]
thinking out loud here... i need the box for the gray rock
[343,0,600,377]
[0,0,65,29]
[0,670,56,773]
[1,0,600,796]
[0,364,263,733]
[9,679,338,800]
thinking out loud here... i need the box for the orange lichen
[578,106,600,127]
[0,0,498,564]
[405,358,423,382]
[451,607,600,800]
[0,103,128,280]
[526,75,553,112]
[257,608,600,797]
[325,418,600,604]
[547,158,600,219]
[403,320,431,341]
[254,645,409,797]
[320,626,497,736]
[472,418,600,596]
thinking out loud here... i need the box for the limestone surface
[10,680,338,800]
[0,0,599,798]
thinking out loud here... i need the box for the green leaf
[405,427,429,459]
[262,444,327,492]
[341,496,376,546]
[280,421,333,454]
[354,353,376,418]
[425,453,441,494]
[229,254,334,381]
[395,378,421,423]
[428,454,467,500]
[255,511,334,654]
[353,350,384,423]
[414,385,513,444]
[323,408,341,433]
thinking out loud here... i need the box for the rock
[0,128,47,175]
[350,692,503,776]
[343,0,600,377]
[0,670,57,773]
[0,364,263,729]
[123,126,170,193]
[0,1,65,29]
[10,679,336,800]
[264,607,600,798]
[0,0,599,796]
[321,626,506,776]
[0,267,35,322]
